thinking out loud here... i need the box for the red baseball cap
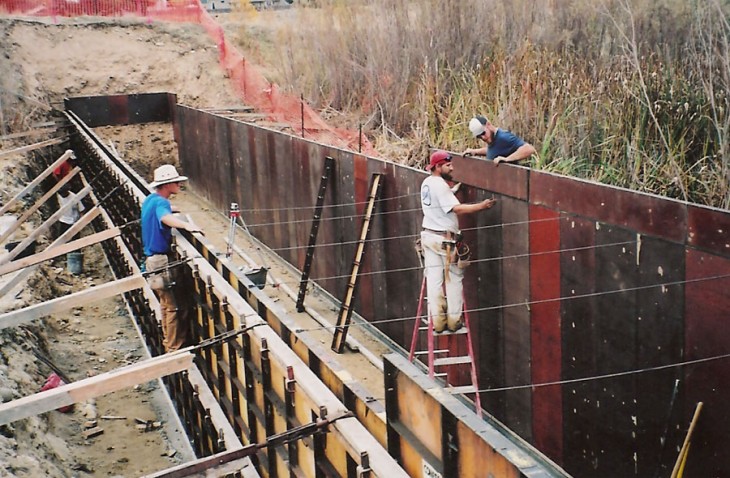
[427,150,452,171]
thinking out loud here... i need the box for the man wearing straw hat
[142,164,203,352]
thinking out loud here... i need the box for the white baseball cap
[150,164,188,188]
[469,116,488,137]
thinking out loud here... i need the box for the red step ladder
[408,275,482,417]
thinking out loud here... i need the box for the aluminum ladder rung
[446,385,477,394]
[434,356,472,367]
[414,349,448,356]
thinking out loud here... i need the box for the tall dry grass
[249,0,730,208]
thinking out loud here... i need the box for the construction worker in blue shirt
[141,164,202,352]
[463,115,536,166]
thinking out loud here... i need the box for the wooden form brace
[0,351,194,425]
[0,207,102,298]
[0,149,73,216]
[0,227,121,276]
[0,274,146,330]
[0,166,81,247]
[0,137,63,160]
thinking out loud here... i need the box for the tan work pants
[147,255,189,352]
[421,231,464,332]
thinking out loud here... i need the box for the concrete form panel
[500,196,532,440]
[452,155,528,200]
[169,104,730,477]
[66,93,174,127]
[530,171,687,242]
[593,224,638,476]
[684,250,730,477]
[687,203,730,256]
[528,205,562,463]
[559,215,597,475]
[635,236,685,477]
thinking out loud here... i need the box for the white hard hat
[468,116,487,137]
[150,164,188,188]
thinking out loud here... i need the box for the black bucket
[4,240,36,260]
[244,267,268,289]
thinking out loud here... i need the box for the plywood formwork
[169,103,730,477]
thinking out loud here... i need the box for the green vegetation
[266,0,730,208]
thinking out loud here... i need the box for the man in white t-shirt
[56,185,85,237]
[420,150,496,332]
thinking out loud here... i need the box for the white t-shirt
[58,192,85,225]
[421,175,460,233]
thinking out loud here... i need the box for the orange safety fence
[0,0,375,155]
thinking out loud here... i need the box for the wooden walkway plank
[0,207,101,298]
[0,351,194,425]
[0,166,81,246]
[0,182,90,265]
[0,227,120,277]
[0,150,74,216]
[0,274,146,330]
[0,137,63,160]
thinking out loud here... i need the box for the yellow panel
[396,374,442,459]
[398,437,425,478]
[457,421,520,478]
[355,399,387,447]
[324,430,348,476]
[318,365,344,398]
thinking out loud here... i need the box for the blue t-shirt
[141,193,173,256]
[487,128,526,160]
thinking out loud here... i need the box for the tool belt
[146,253,175,290]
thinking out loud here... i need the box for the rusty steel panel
[378,164,423,345]
[498,196,531,439]
[684,250,730,478]
[531,171,687,242]
[65,93,174,127]
[635,236,685,477]
[452,155,528,200]
[559,215,597,475]
[687,204,730,256]
[528,205,562,463]
[469,186,504,415]
[592,223,638,476]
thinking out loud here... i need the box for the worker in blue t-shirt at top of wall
[462,115,536,166]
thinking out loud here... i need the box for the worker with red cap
[420,150,495,332]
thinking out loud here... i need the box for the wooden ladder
[408,275,482,417]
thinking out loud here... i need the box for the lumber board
[0,137,63,160]
[0,207,101,298]
[0,127,58,141]
[0,150,73,216]
[0,274,146,330]
[0,352,193,425]
[0,166,81,246]
[0,182,90,265]
[0,227,120,276]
